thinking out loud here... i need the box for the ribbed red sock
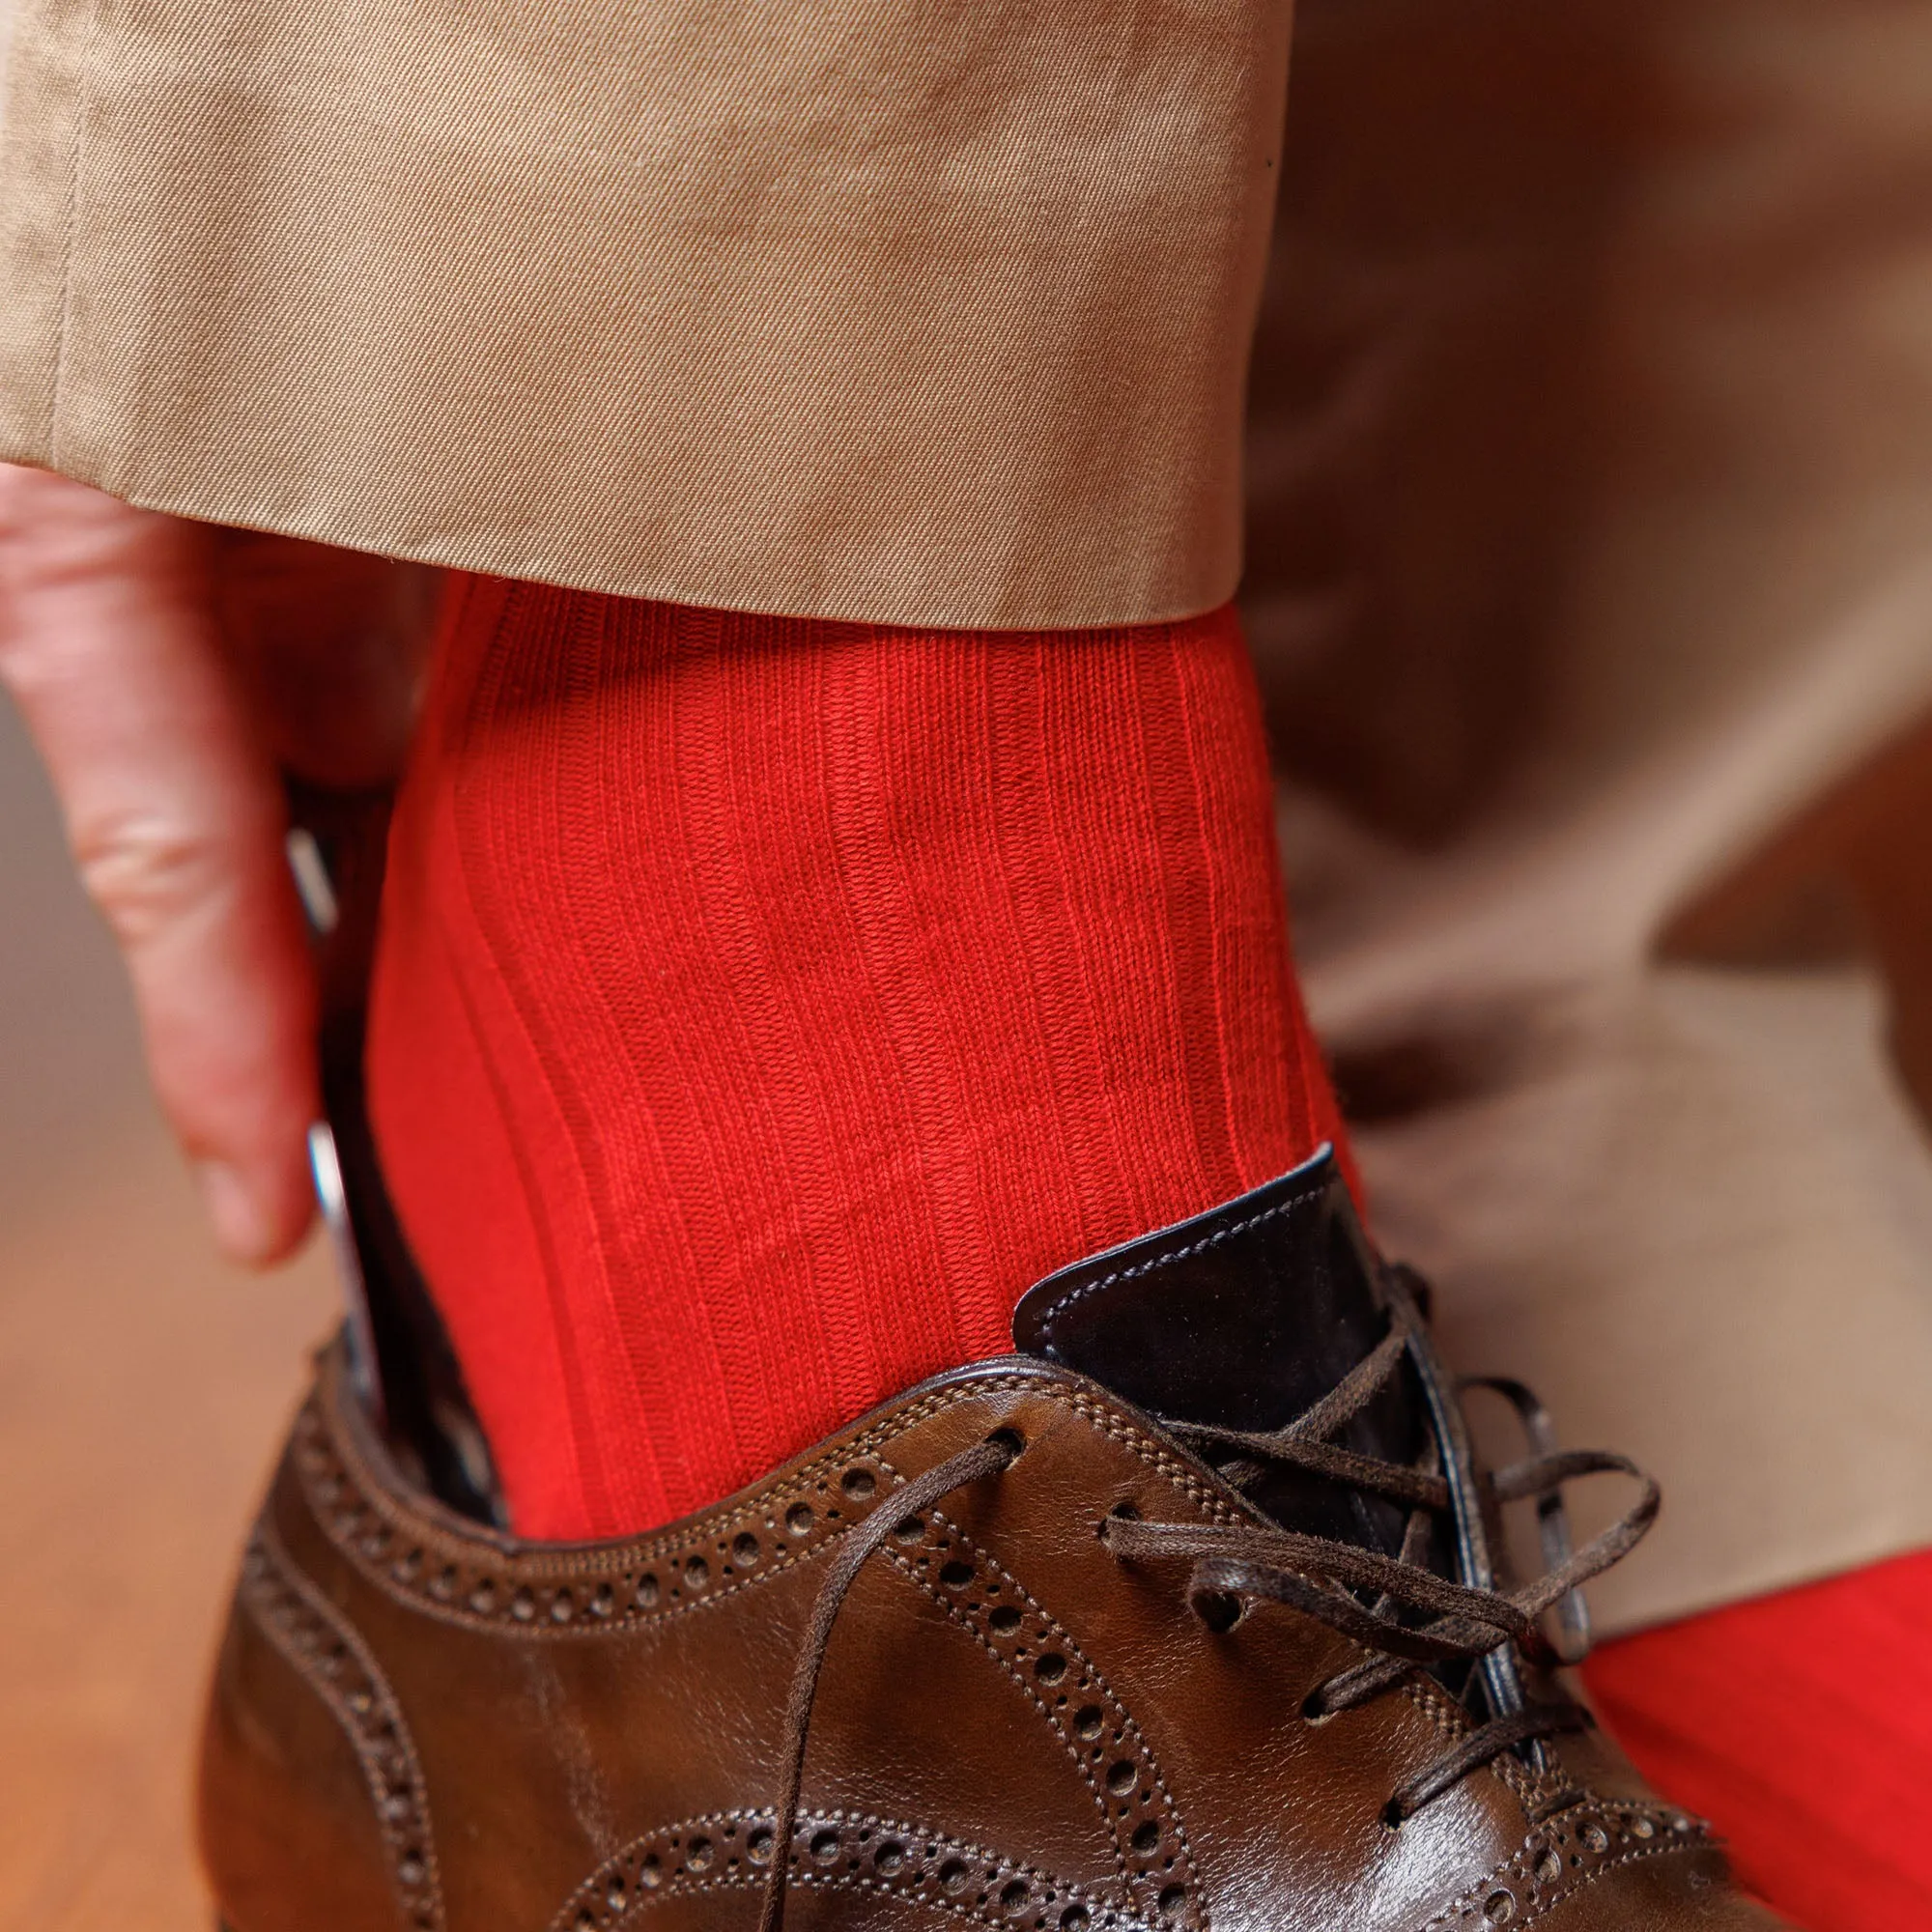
[1584,1549,1932,1932]
[366,577,1347,1538]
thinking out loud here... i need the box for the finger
[0,468,317,1263]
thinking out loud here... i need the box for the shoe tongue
[1012,1149,1425,1551]
[1013,1148,1389,1433]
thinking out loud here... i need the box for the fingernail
[195,1159,275,1264]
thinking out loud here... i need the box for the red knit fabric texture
[1585,1548,1932,1932]
[366,576,1348,1539]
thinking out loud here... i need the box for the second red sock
[1585,1550,1932,1932]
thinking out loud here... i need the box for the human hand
[0,464,438,1264]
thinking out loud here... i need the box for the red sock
[366,577,1347,1538]
[1584,1549,1932,1931]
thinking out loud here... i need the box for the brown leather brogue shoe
[199,1151,1792,1931]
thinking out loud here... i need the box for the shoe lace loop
[1105,1286,1659,1827]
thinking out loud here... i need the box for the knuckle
[72,810,235,944]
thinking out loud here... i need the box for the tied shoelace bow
[758,1286,1658,1932]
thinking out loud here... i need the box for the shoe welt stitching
[238,1518,446,1932]
[544,1807,1158,1932]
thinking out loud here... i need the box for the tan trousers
[1250,0,1932,1631]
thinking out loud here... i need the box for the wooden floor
[1,699,335,1930]
[0,1117,335,1932]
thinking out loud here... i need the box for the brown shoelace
[759,1310,1657,1930]
[759,1433,1022,1932]
[1110,1282,1659,1825]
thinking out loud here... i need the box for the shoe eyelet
[1191,1589,1242,1634]
[1301,1689,1336,1726]
[985,1427,1025,1460]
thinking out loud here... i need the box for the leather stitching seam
[1062,1393,1246,1523]
[238,1519,446,1931]
[299,1381,1010,1633]
[879,1484,1205,1925]
[719,1870,1152,1928]
[1036,1194,1310,1335]
[1413,1800,1713,1932]
[1511,1837,1701,1929]
[546,1807,1155,1932]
